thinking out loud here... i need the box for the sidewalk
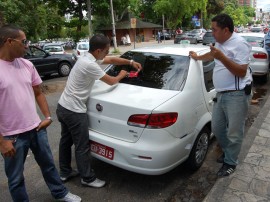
[204,93,270,201]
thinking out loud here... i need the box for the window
[106,51,190,91]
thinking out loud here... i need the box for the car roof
[129,45,210,56]
[43,43,63,46]
[238,33,265,37]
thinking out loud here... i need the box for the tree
[153,0,208,29]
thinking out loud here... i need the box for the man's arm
[189,51,214,61]
[103,56,142,72]
[32,85,52,131]
[0,134,16,157]
[100,70,127,86]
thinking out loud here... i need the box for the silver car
[239,33,269,82]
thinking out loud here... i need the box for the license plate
[90,141,114,160]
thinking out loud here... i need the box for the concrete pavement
[113,41,270,201]
[204,93,270,202]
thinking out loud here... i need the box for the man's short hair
[212,14,234,33]
[0,24,22,48]
[89,34,110,52]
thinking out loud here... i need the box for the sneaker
[217,163,236,177]
[58,192,81,202]
[60,170,79,182]
[81,178,106,188]
[216,153,225,163]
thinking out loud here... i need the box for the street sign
[131,18,136,28]
[192,15,198,21]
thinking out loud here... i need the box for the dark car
[174,31,197,44]
[202,31,215,45]
[157,32,172,40]
[24,46,76,77]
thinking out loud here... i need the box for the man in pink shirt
[0,24,81,202]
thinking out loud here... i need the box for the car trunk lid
[87,82,179,142]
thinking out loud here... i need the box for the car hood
[87,82,179,142]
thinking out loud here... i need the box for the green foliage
[0,0,258,42]
[153,0,208,29]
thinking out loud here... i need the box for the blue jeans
[56,104,96,183]
[212,91,249,166]
[3,128,68,202]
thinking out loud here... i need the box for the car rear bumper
[88,129,193,175]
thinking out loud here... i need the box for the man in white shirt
[189,14,252,177]
[56,34,142,187]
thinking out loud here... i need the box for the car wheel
[202,43,206,45]
[58,62,71,77]
[186,127,210,170]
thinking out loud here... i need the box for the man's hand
[209,45,225,60]
[131,61,142,72]
[119,70,128,79]
[0,139,16,157]
[36,119,52,131]
[189,51,198,60]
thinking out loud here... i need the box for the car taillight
[253,52,267,59]
[77,50,80,55]
[127,113,178,129]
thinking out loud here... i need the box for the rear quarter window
[106,51,190,91]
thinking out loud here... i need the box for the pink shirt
[0,58,42,136]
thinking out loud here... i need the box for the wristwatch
[46,117,53,122]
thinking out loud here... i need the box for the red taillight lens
[253,52,267,59]
[127,113,178,129]
[77,50,80,55]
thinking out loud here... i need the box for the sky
[257,0,270,10]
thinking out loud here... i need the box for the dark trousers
[56,104,96,182]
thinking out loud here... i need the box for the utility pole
[87,0,93,38]
[110,0,118,50]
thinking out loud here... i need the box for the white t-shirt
[58,53,105,113]
[213,32,252,92]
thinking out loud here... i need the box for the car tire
[58,62,72,77]
[202,43,206,45]
[186,127,210,170]
[262,73,268,83]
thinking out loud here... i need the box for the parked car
[156,32,172,40]
[250,26,262,33]
[72,41,89,59]
[174,31,197,44]
[24,45,76,77]
[239,33,269,82]
[87,45,216,175]
[202,31,216,45]
[188,28,207,43]
[43,43,66,54]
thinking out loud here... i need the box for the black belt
[219,89,243,93]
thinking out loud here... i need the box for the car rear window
[106,51,190,91]
[240,36,264,47]
[78,44,89,50]
[204,32,212,37]
[44,46,63,52]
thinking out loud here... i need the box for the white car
[72,41,89,59]
[239,33,269,82]
[87,45,216,175]
[43,43,66,54]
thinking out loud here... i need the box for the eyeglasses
[12,38,29,46]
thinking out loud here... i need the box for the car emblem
[96,103,103,112]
